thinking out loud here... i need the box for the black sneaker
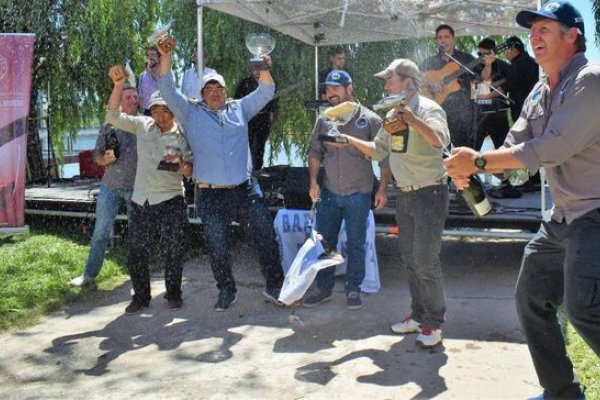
[168,298,183,311]
[346,291,363,310]
[302,289,332,308]
[125,300,148,314]
[214,290,238,312]
[262,288,284,306]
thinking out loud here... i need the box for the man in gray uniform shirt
[445,2,600,398]
[304,70,389,311]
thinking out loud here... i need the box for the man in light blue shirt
[156,36,284,312]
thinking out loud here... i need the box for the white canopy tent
[194,0,537,95]
[190,0,548,224]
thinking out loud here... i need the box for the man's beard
[328,95,342,105]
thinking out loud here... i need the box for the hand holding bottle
[443,146,479,189]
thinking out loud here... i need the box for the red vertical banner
[0,34,36,232]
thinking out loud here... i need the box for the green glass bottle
[460,175,492,217]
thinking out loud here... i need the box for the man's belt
[399,177,447,193]
[196,181,240,189]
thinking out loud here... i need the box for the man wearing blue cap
[445,2,600,398]
[304,70,388,310]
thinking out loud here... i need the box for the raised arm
[107,65,125,111]
[257,54,274,86]
[106,65,139,134]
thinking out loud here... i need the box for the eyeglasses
[204,86,225,94]
[477,52,492,57]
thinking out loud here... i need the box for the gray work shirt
[106,110,192,206]
[371,94,450,187]
[308,105,383,195]
[94,123,137,190]
[505,53,600,224]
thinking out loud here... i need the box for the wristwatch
[474,153,487,170]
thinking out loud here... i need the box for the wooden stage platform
[24,177,550,238]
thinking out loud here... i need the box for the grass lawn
[566,324,600,399]
[0,217,128,331]
[0,218,597,395]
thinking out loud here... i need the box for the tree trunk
[26,94,48,183]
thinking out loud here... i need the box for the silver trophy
[147,18,174,44]
[245,33,275,70]
[157,145,182,171]
[318,101,359,144]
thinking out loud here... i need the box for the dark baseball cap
[516,0,584,35]
[324,70,352,87]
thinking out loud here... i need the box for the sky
[575,0,600,63]
[564,0,598,62]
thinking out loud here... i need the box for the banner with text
[0,34,36,231]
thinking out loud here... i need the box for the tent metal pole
[196,1,204,81]
[314,45,319,99]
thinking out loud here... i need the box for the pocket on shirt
[527,106,546,138]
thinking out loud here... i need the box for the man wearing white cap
[343,59,450,348]
[445,2,599,398]
[106,65,193,314]
[155,36,285,312]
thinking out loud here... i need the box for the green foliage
[158,2,430,164]
[594,0,600,45]
[0,0,157,164]
[566,324,600,399]
[0,219,127,331]
[0,0,558,168]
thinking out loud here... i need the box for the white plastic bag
[278,229,342,305]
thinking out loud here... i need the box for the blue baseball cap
[324,70,352,87]
[516,0,584,35]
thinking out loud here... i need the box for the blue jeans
[516,210,600,399]
[196,179,284,293]
[315,189,371,294]
[395,184,448,329]
[84,185,132,278]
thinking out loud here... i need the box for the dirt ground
[0,235,543,400]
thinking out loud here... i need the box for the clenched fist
[108,65,127,85]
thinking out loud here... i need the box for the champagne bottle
[105,127,120,159]
[460,175,492,217]
[384,117,409,153]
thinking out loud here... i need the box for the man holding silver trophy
[106,65,193,314]
[155,33,285,312]
[304,70,389,310]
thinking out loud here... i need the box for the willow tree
[0,0,158,180]
[161,0,430,165]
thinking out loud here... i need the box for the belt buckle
[197,181,238,189]
[400,184,418,192]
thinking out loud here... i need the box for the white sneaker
[390,317,422,334]
[69,275,94,287]
[416,328,442,348]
